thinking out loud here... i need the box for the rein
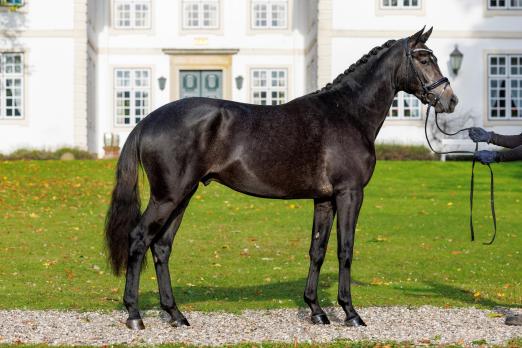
[402,39,497,245]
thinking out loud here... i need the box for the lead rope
[424,105,497,245]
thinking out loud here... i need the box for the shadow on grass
[137,276,520,311]
[397,281,521,308]
[139,273,339,310]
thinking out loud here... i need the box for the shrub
[375,144,435,161]
[1,147,96,161]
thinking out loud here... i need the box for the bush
[0,147,96,161]
[375,144,436,161]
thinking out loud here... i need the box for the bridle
[403,38,450,108]
[402,38,497,245]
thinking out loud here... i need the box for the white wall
[0,1,81,154]
[332,0,521,32]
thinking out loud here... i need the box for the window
[251,69,287,105]
[114,69,150,126]
[0,53,23,119]
[488,0,522,9]
[381,0,421,8]
[113,0,151,29]
[488,55,522,119]
[3,0,24,5]
[182,0,219,29]
[251,0,288,29]
[387,92,422,119]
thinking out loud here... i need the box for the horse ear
[409,26,425,46]
[420,27,433,43]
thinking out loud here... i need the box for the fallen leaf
[371,277,384,285]
[65,269,75,280]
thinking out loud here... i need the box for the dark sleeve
[490,133,522,149]
[497,145,522,162]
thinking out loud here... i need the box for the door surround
[163,48,239,101]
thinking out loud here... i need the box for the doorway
[180,70,223,99]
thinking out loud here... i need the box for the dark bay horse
[105,28,458,330]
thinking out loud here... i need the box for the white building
[0,0,521,156]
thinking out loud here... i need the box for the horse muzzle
[435,93,458,114]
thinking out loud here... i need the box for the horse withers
[105,27,458,330]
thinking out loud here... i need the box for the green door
[180,70,222,99]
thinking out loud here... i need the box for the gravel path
[0,306,520,346]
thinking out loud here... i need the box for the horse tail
[105,124,143,276]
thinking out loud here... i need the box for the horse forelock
[315,39,399,94]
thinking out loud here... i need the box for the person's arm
[468,128,522,149]
[490,133,522,149]
[497,145,522,162]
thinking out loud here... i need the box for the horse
[105,27,459,330]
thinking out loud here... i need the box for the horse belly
[204,160,333,199]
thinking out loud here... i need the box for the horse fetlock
[311,313,330,325]
[303,292,317,305]
[170,317,190,328]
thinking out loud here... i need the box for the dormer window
[381,0,421,9]
[182,0,219,29]
[488,0,522,9]
[113,0,151,29]
[251,0,288,29]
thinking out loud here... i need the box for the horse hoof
[126,319,145,330]
[311,313,330,325]
[171,318,190,327]
[344,316,366,327]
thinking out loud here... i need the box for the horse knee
[337,251,352,268]
[309,248,326,265]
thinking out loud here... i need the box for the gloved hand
[469,127,493,143]
[474,150,498,164]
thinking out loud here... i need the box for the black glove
[469,127,493,143]
[474,150,498,164]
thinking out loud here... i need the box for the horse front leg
[335,188,366,327]
[304,199,335,324]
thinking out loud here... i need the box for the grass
[0,160,521,312]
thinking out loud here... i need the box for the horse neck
[328,48,403,142]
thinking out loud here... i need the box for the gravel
[0,306,520,346]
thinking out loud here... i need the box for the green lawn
[0,160,520,312]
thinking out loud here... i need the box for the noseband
[403,38,450,108]
[402,38,497,245]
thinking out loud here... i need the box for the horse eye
[420,60,428,65]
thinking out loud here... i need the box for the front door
[180,70,223,99]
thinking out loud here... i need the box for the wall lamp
[158,76,167,91]
[450,45,463,76]
[235,75,244,90]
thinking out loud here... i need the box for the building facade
[0,0,521,155]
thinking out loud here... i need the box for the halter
[402,38,497,245]
[403,38,450,108]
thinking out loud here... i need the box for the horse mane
[314,39,398,94]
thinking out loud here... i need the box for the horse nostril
[451,95,459,106]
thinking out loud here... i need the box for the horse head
[401,27,459,114]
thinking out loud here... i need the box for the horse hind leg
[123,197,182,330]
[150,190,195,327]
[304,199,335,325]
